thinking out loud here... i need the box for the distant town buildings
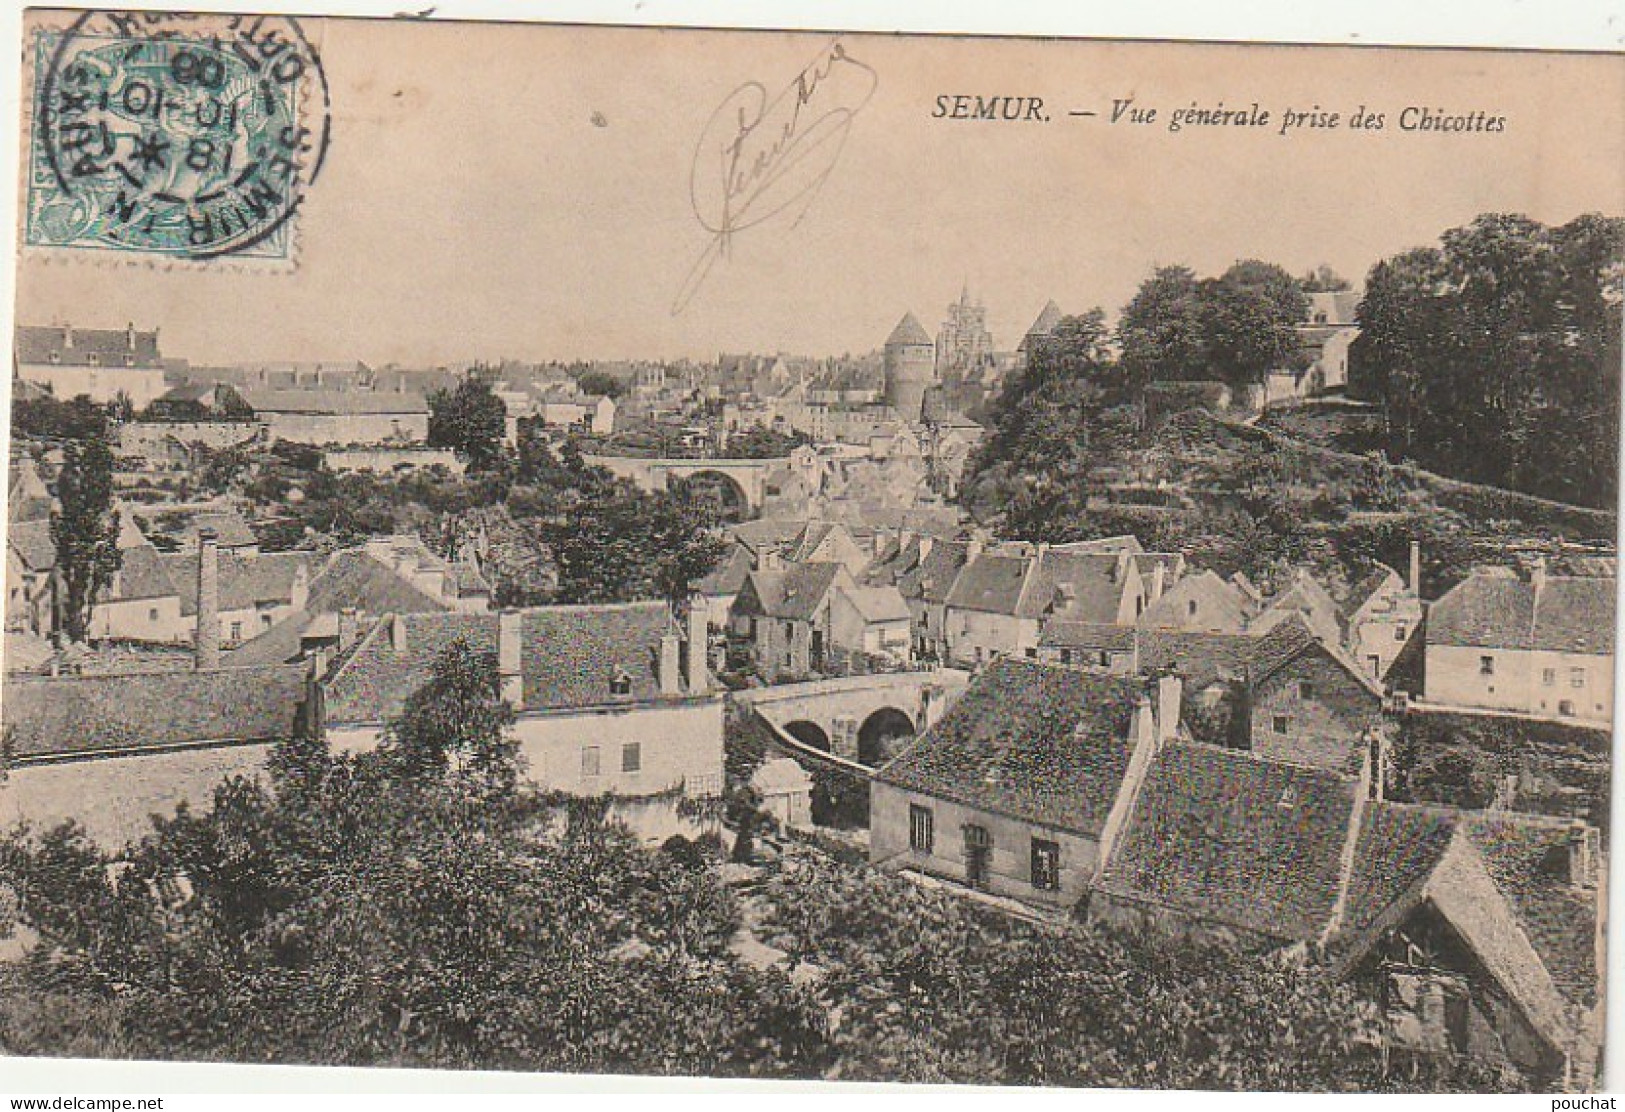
[14,324,171,406]
[935,286,995,375]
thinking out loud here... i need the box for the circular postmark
[32,10,331,261]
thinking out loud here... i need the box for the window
[784,621,794,639]
[1298,680,1315,700]
[1479,655,1495,676]
[1024,647,1037,659]
[1571,668,1586,688]
[748,617,757,638]
[609,669,632,695]
[909,804,934,853]
[621,742,641,773]
[1368,654,1382,676]
[148,607,159,622]
[581,746,601,777]
[1098,650,1110,667]
[1273,715,1290,735]
[1543,668,1557,686]
[1059,648,1072,665]
[1187,599,1198,617]
[1395,624,1408,641]
[229,621,242,641]
[1031,838,1061,891]
[262,614,274,628]
[1559,700,1575,717]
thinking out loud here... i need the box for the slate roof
[885,312,933,348]
[1429,571,1614,655]
[902,540,970,605]
[875,658,1146,837]
[1138,570,1250,633]
[3,665,308,759]
[1095,741,1360,942]
[1024,300,1063,340]
[15,325,163,367]
[176,511,259,550]
[159,551,310,613]
[731,518,808,557]
[321,601,681,725]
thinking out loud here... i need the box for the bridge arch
[782,720,831,752]
[857,706,915,767]
[673,468,751,523]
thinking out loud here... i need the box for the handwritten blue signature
[672,39,878,314]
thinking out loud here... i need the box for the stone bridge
[584,455,786,516]
[735,668,971,767]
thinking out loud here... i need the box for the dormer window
[87,354,101,366]
[124,354,135,367]
[48,351,61,365]
[1278,786,1298,810]
[609,669,632,696]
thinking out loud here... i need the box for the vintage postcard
[1,6,1621,1096]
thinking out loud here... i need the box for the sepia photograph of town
[1,7,1622,1097]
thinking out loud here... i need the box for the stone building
[882,312,937,423]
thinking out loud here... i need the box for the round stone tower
[883,311,937,422]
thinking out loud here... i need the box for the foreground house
[870,659,1178,908]
[319,601,722,801]
[1424,563,1614,725]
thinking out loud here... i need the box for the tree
[428,375,508,472]
[1118,265,1208,386]
[1301,265,1352,292]
[1351,212,1624,508]
[576,370,627,399]
[1200,260,1311,390]
[1115,260,1309,391]
[724,425,811,459]
[11,394,109,442]
[535,480,726,604]
[51,435,122,644]
[381,638,521,798]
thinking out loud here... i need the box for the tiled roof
[1255,569,1344,644]
[3,665,307,758]
[1022,551,1128,622]
[875,658,1146,837]
[903,540,970,605]
[841,584,911,624]
[176,510,259,550]
[885,312,932,347]
[1096,741,1360,942]
[1137,629,1259,690]
[1039,621,1139,652]
[693,546,753,597]
[1342,565,1402,621]
[8,519,56,571]
[321,601,680,726]
[944,552,1030,614]
[226,548,455,667]
[159,551,309,613]
[731,518,808,556]
[239,388,429,415]
[1138,570,1250,633]
[737,563,844,622]
[15,325,162,368]
[1429,572,1614,655]
[1338,802,1597,1047]
[114,544,182,602]
[1247,614,1384,697]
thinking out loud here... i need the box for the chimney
[194,526,220,671]
[965,535,984,564]
[1366,728,1391,802]
[1569,824,1595,889]
[126,322,136,352]
[685,596,709,694]
[499,609,524,707]
[1532,555,1548,598]
[337,607,360,652]
[1155,674,1182,743]
[1150,561,1167,603]
[918,535,935,561]
[659,630,682,696]
[390,613,409,654]
[1409,540,1422,596]
[64,324,75,349]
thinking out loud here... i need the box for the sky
[15,16,1625,365]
